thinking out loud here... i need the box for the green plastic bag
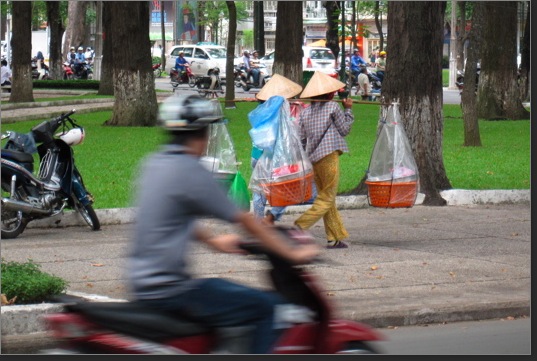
[228,171,250,211]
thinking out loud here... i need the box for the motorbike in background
[170,64,196,90]
[152,63,162,78]
[31,57,50,80]
[41,226,383,354]
[345,65,382,97]
[63,61,75,80]
[1,110,100,239]
[456,64,480,94]
[234,63,271,92]
[194,66,224,98]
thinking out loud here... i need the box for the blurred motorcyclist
[127,95,319,354]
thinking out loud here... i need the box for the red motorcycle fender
[323,319,384,353]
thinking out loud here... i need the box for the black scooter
[1,110,100,239]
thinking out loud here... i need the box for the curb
[26,189,531,229]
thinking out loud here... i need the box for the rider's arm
[235,212,319,264]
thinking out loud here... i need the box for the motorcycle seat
[65,301,212,341]
[1,149,34,164]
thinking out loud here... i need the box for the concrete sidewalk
[0,193,531,353]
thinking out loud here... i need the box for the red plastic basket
[365,180,418,208]
[262,172,313,207]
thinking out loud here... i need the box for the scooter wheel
[337,341,380,354]
[74,200,101,231]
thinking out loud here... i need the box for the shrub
[1,259,68,305]
[33,79,100,90]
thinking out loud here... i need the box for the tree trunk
[63,1,88,56]
[382,1,450,206]
[160,1,166,71]
[323,1,341,62]
[46,1,64,80]
[273,1,303,85]
[374,1,384,51]
[461,1,483,147]
[518,1,530,103]
[477,1,529,120]
[253,1,265,57]
[225,1,237,108]
[104,1,157,126]
[9,1,34,103]
[456,1,467,71]
[98,2,114,95]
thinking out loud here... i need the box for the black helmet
[158,95,223,131]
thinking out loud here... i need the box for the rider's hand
[342,98,353,109]
[206,234,246,254]
[289,243,320,265]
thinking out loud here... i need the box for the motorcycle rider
[357,65,372,101]
[84,47,94,64]
[127,95,319,354]
[375,51,386,83]
[174,51,190,82]
[242,50,259,86]
[250,50,263,86]
[350,49,367,85]
[73,46,86,77]
[67,46,76,65]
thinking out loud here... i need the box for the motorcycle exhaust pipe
[1,197,51,216]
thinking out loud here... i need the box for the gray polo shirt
[127,144,241,300]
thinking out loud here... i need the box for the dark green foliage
[1,259,68,305]
[33,80,100,90]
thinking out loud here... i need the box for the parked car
[166,44,227,81]
[262,46,338,76]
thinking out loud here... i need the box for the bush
[33,79,100,90]
[1,259,68,305]
[442,55,449,69]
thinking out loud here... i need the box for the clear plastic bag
[366,103,419,208]
[249,97,314,207]
[201,121,239,192]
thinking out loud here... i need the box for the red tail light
[306,58,313,68]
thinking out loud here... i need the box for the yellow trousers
[295,151,349,241]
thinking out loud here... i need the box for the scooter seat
[65,301,211,341]
[1,149,34,164]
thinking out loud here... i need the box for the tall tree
[272,1,303,84]
[373,1,384,52]
[225,1,237,108]
[518,1,530,103]
[477,1,529,120]
[63,1,88,56]
[46,1,64,80]
[253,1,265,56]
[323,1,341,62]
[9,1,33,103]
[455,1,468,71]
[98,2,113,95]
[460,1,484,147]
[104,1,157,126]
[382,1,451,206]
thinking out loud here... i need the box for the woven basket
[365,180,418,208]
[262,172,314,207]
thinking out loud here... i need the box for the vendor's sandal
[326,240,349,249]
[262,211,276,225]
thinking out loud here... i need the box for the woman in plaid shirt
[294,71,354,249]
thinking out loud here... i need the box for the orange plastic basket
[365,180,418,208]
[262,172,313,207]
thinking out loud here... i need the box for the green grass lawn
[1,101,529,209]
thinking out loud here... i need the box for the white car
[262,46,337,76]
[166,44,227,81]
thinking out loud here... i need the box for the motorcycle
[41,226,384,354]
[152,63,162,78]
[170,64,196,90]
[71,61,93,80]
[62,61,75,80]
[345,65,382,97]
[31,57,50,80]
[456,65,480,94]
[1,110,100,239]
[194,66,224,98]
[234,63,271,91]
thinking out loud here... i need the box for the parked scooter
[41,226,383,354]
[31,57,50,80]
[234,63,271,91]
[194,66,224,98]
[456,64,480,94]
[1,110,100,239]
[170,64,196,89]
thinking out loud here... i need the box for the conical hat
[255,74,303,101]
[299,71,345,99]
